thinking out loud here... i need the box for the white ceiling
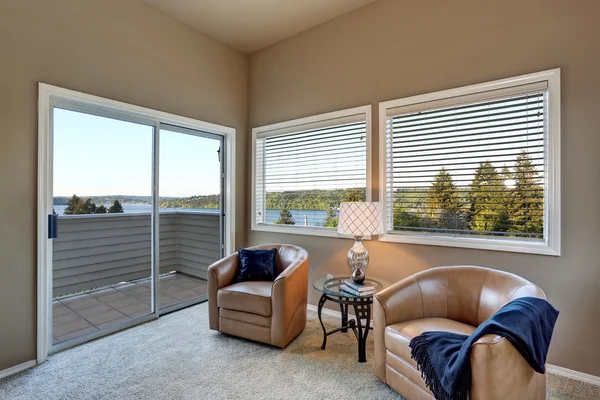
[144,0,377,54]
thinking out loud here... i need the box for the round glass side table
[312,275,391,362]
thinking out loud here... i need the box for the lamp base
[347,236,369,284]
[352,268,365,284]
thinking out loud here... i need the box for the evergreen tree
[95,204,108,214]
[511,151,544,237]
[82,198,96,214]
[495,166,514,232]
[64,195,83,215]
[108,200,125,213]
[274,208,295,225]
[323,207,338,228]
[468,162,510,233]
[426,168,463,229]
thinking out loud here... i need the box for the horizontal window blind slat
[265,126,365,149]
[265,158,367,170]
[393,148,544,162]
[393,112,543,135]
[391,157,545,170]
[393,132,543,151]
[391,126,544,146]
[266,168,366,179]
[392,169,544,179]
[266,148,366,164]
[391,119,543,140]
[392,138,543,155]
[265,141,365,159]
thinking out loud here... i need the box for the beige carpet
[0,303,597,399]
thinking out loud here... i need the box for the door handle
[48,214,58,239]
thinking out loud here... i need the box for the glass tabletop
[313,275,391,299]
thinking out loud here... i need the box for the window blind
[385,90,547,239]
[255,118,367,228]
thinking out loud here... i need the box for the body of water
[54,204,330,227]
[265,209,330,227]
[53,204,219,215]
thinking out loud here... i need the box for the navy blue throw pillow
[236,248,278,282]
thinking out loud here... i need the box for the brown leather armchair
[374,265,547,400]
[207,244,309,347]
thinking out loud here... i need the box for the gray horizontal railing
[52,211,221,297]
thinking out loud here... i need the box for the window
[379,70,560,255]
[252,106,371,237]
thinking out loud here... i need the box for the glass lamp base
[352,268,365,284]
[347,236,369,283]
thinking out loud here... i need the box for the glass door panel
[51,108,154,346]
[158,125,223,312]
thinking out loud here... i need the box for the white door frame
[37,83,236,363]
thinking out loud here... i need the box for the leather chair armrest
[373,276,428,384]
[374,276,425,327]
[207,252,239,330]
[270,256,309,347]
[470,335,546,400]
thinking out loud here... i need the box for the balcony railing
[52,211,220,297]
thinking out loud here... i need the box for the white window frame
[378,69,561,256]
[251,105,372,238]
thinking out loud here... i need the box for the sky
[53,108,221,198]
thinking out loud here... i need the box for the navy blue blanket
[409,297,559,400]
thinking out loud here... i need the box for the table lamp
[337,202,383,284]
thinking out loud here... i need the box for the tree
[467,162,510,233]
[108,200,124,213]
[392,189,426,229]
[511,151,544,237]
[64,195,83,215]
[274,208,295,225]
[95,204,108,214]
[426,168,463,229]
[495,166,515,233]
[323,207,338,228]
[344,188,366,202]
[82,198,96,214]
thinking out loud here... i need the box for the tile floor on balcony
[52,273,208,344]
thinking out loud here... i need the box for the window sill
[251,223,371,240]
[379,232,559,256]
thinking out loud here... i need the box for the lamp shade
[337,202,383,237]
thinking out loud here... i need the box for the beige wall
[248,0,600,376]
[0,0,247,370]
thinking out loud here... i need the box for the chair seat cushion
[217,281,273,317]
[385,318,476,368]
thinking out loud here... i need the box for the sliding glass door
[47,99,226,352]
[51,108,156,348]
[158,125,224,312]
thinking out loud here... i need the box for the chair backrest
[412,265,546,326]
[247,244,308,275]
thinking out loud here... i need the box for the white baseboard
[0,360,36,380]
[546,364,600,386]
[306,305,600,387]
[307,304,342,319]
